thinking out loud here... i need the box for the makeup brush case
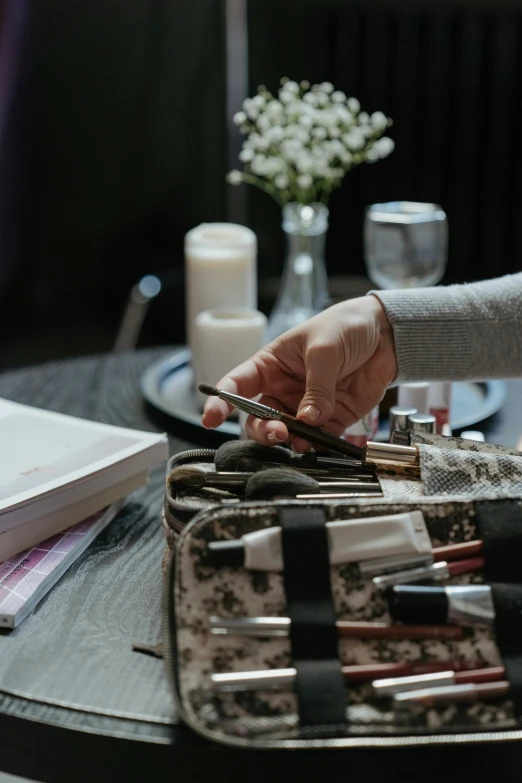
[162,436,522,748]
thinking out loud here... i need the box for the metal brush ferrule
[365,442,419,465]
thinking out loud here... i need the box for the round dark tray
[141,348,507,440]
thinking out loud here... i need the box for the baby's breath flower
[251,154,266,175]
[371,111,388,131]
[266,100,283,116]
[343,129,365,151]
[295,127,310,144]
[302,92,318,106]
[233,111,247,126]
[227,169,243,185]
[335,106,353,124]
[245,103,259,121]
[365,148,380,163]
[296,154,315,174]
[228,80,393,205]
[265,125,285,143]
[279,89,294,104]
[257,114,271,132]
[316,91,329,107]
[375,136,395,157]
[297,173,313,189]
[285,80,300,94]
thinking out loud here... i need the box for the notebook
[0,502,123,628]
[0,398,168,560]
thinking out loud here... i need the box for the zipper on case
[164,448,218,532]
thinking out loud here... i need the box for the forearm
[371,273,522,382]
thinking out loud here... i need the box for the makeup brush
[214,440,375,479]
[169,466,380,495]
[168,467,252,491]
[372,666,506,697]
[372,556,485,589]
[199,383,365,460]
[200,384,420,473]
[214,440,294,472]
[211,659,480,692]
[209,615,465,641]
[243,468,381,500]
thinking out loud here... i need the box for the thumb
[296,343,338,426]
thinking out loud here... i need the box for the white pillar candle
[185,223,257,358]
[192,308,267,409]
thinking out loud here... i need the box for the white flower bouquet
[227,78,394,207]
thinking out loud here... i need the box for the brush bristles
[198,383,220,397]
[168,466,206,489]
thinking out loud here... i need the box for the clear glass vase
[267,203,330,341]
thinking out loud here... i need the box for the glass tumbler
[364,201,448,289]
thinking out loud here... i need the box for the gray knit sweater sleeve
[371,273,522,382]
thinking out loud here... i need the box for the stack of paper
[0,398,168,563]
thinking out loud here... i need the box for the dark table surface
[1,347,522,783]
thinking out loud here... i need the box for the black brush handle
[279,412,365,460]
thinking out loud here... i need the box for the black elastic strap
[476,501,522,584]
[490,582,522,718]
[280,507,346,731]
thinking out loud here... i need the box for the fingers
[244,396,289,445]
[296,342,339,426]
[201,357,263,429]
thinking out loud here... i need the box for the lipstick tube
[372,557,484,589]
[211,660,478,692]
[389,585,495,627]
[207,510,432,570]
[209,616,464,640]
[373,666,506,697]
[393,680,510,707]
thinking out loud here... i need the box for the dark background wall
[247,0,522,285]
[0,0,521,368]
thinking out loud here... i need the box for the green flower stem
[239,173,286,208]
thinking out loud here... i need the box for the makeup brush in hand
[200,384,420,475]
[199,383,364,460]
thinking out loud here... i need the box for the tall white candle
[185,223,257,357]
[192,308,267,409]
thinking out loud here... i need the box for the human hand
[201,295,398,452]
